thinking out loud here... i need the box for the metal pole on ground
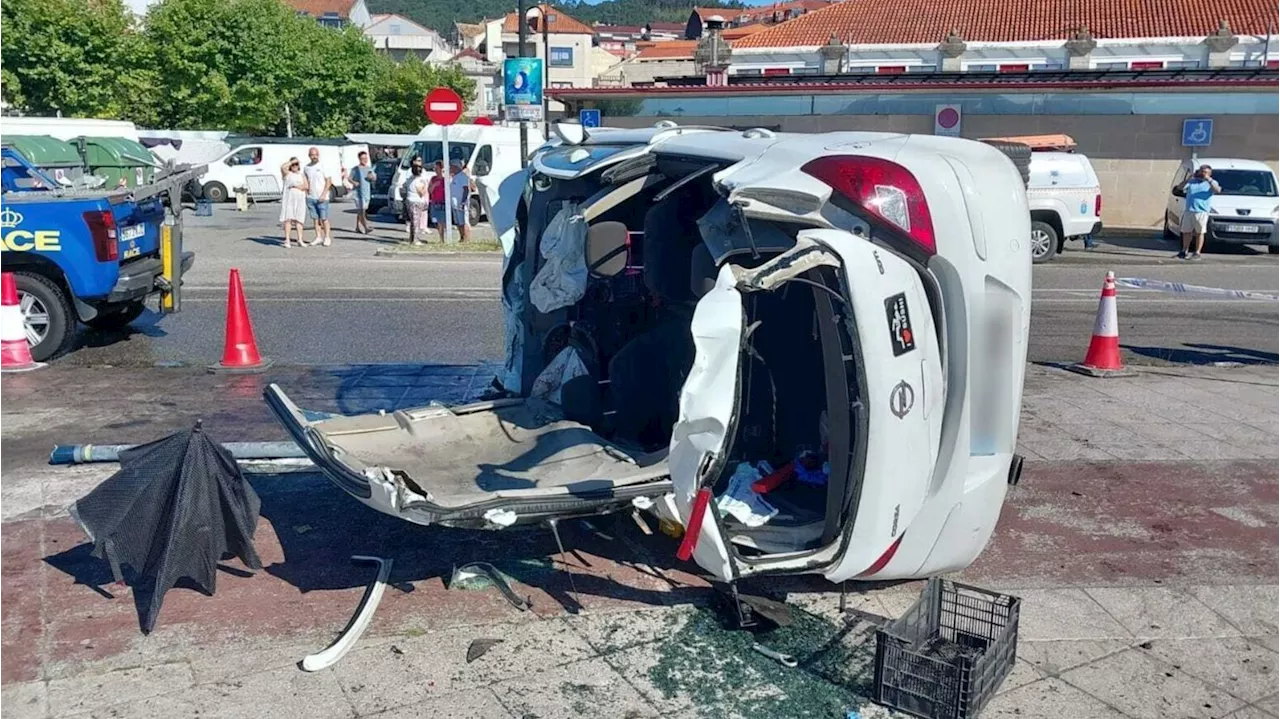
[442,125,454,244]
[518,0,529,166]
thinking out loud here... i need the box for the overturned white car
[267,123,1032,587]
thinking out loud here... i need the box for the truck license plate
[1223,224,1259,233]
[120,224,145,241]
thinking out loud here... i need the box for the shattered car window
[697,199,796,264]
[536,145,635,174]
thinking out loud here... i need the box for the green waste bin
[78,136,158,188]
[2,135,86,187]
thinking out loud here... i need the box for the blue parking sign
[579,109,601,128]
[1182,118,1213,147]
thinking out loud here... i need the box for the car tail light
[83,210,118,262]
[1094,193,1102,217]
[856,534,904,578]
[802,156,936,256]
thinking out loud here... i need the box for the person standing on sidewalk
[348,151,376,235]
[1178,164,1221,260]
[405,162,431,246]
[449,159,471,242]
[278,157,308,249]
[303,147,333,247]
[428,161,446,242]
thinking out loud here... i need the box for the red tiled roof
[733,0,833,23]
[722,23,769,40]
[735,0,1278,48]
[635,40,700,59]
[501,5,595,35]
[451,48,486,61]
[284,0,356,17]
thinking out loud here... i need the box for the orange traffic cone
[0,273,44,372]
[208,269,273,373]
[1069,271,1133,377]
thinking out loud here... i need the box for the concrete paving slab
[1016,638,1135,679]
[981,677,1130,718]
[1001,588,1133,641]
[1224,705,1280,719]
[1,680,49,719]
[45,660,194,717]
[366,688,514,718]
[1086,586,1244,639]
[489,656,661,719]
[1060,646,1248,719]
[1141,637,1278,704]
[1256,693,1279,715]
[329,617,596,716]
[1187,585,1280,638]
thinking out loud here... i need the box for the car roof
[1188,158,1275,172]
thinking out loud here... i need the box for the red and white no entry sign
[424,87,464,126]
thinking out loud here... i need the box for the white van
[1164,158,1279,254]
[197,141,368,203]
[2,116,140,142]
[1025,151,1103,263]
[390,125,528,222]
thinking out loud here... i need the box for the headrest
[585,221,628,277]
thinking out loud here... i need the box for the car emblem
[889,380,915,419]
[883,293,916,356]
[1237,209,1251,216]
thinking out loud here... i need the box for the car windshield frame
[404,140,476,169]
[1210,169,1278,198]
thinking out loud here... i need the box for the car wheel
[1029,221,1058,264]
[14,272,75,361]
[468,196,482,226]
[981,140,1032,187]
[85,301,146,331]
[203,182,228,203]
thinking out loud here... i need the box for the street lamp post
[517,0,529,163]
[525,5,551,140]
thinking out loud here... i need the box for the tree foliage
[1,0,475,135]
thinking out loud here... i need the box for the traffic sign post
[424,87,465,244]
[1182,118,1213,163]
[579,109,601,129]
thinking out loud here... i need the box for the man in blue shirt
[1177,164,1221,260]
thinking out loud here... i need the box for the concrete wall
[605,112,1279,227]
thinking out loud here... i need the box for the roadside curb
[373,247,502,259]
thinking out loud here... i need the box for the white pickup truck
[268,123,1032,588]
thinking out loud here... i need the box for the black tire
[85,301,146,331]
[982,140,1032,187]
[468,196,482,226]
[1029,220,1059,264]
[13,272,75,362]
[203,182,228,203]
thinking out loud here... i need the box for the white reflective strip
[428,102,459,112]
[1092,295,1118,337]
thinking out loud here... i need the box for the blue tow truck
[0,147,200,360]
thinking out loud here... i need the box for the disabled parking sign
[1182,118,1213,147]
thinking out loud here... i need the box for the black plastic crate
[873,578,1021,719]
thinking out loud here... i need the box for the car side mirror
[1171,187,1186,198]
[474,161,491,177]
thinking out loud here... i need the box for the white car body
[1164,158,1279,253]
[267,124,1031,586]
[197,143,367,203]
[1025,151,1102,263]
[389,125,528,220]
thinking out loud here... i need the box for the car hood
[1210,194,1279,217]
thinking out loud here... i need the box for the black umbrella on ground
[69,421,263,634]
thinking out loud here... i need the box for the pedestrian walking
[405,162,431,246]
[278,157,308,249]
[449,159,471,242]
[303,147,332,247]
[1177,164,1221,260]
[428,161,446,243]
[348,151,376,235]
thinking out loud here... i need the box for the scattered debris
[300,555,393,672]
[753,642,798,668]
[390,645,404,656]
[449,562,532,611]
[467,638,504,663]
[293,525,313,535]
[68,421,263,634]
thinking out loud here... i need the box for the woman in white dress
[279,158,309,248]
[404,163,431,245]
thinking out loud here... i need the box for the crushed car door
[265,386,673,529]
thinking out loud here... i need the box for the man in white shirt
[303,147,332,246]
[449,159,471,242]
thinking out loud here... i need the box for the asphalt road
[55,203,1279,368]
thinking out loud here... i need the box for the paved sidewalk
[2,363,1276,718]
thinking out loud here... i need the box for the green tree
[1,0,154,119]
[360,62,476,133]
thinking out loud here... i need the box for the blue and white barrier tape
[1115,277,1279,302]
